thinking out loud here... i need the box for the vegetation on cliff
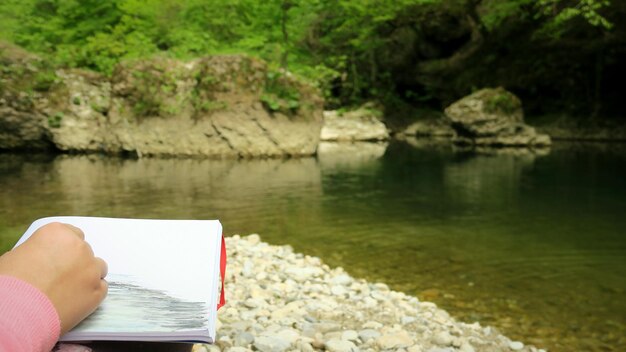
[1,0,624,120]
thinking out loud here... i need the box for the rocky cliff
[0,43,323,157]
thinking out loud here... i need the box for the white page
[17,217,222,340]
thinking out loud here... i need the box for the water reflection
[443,152,536,206]
[317,141,388,170]
[1,141,625,351]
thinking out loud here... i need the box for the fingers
[95,257,108,280]
[63,223,85,240]
[100,279,109,298]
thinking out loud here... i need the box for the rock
[253,336,291,352]
[444,87,550,147]
[104,56,323,157]
[296,341,314,352]
[234,331,255,346]
[331,285,348,296]
[0,46,324,157]
[401,316,416,325]
[311,322,342,333]
[403,118,454,137]
[358,329,381,342]
[373,283,389,291]
[192,345,209,352]
[432,331,453,346]
[362,321,383,329]
[228,347,250,352]
[331,274,353,286]
[325,339,359,352]
[285,266,324,282]
[341,330,359,341]
[0,41,51,150]
[46,70,110,151]
[458,343,475,352]
[376,330,414,349]
[370,291,387,301]
[321,106,389,141]
[246,234,261,245]
[509,341,524,350]
[276,329,300,344]
[244,298,264,308]
[217,335,233,349]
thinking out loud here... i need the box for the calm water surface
[1,140,625,351]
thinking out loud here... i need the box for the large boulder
[102,56,323,157]
[444,87,551,147]
[321,105,389,142]
[45,69,111,151]
[0,42,52,149]
[1,47,324,157]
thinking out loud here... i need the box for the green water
[1,141,625,351]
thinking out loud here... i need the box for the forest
[1,0,624,121]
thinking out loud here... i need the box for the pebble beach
[192,235,545,352]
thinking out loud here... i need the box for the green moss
[47,112,63,128]
[126,62,183,119]
[484,91,519,115]
[32,70,57,91]
[261,69,301,115]
[190,65,227,119]
[198,100,227,112]
[90,103,107,114]
[0,56,58,97]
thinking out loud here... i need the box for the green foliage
[124,62,184,118]
[484,92,519,115]
[32,70,57,91]
[90,102,107,114]
[534,0,613,38]
[481,0,613,36]
[261,69,300,114]
[47,112,63,128]
[0,0,621,115]
[190,65,227,119]
[0,0,320,75]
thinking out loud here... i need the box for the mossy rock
[111,58,191,120]
[483,88,522,116]
[0,41,59,98]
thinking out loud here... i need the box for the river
[1,140,625,351]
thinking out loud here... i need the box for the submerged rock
[402,117,455,138]
[444,87,550,147]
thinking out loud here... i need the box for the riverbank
[193,235,544,352]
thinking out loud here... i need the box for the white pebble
[509,341,524,350]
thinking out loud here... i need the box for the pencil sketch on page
[72,274,209,333]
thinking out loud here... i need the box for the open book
[15,216,225,344]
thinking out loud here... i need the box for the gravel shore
[193,235,545,352]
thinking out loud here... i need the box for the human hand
[0,222,108,334]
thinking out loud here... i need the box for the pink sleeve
[0,275,61,352]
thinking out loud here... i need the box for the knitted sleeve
[0,275,61,352]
